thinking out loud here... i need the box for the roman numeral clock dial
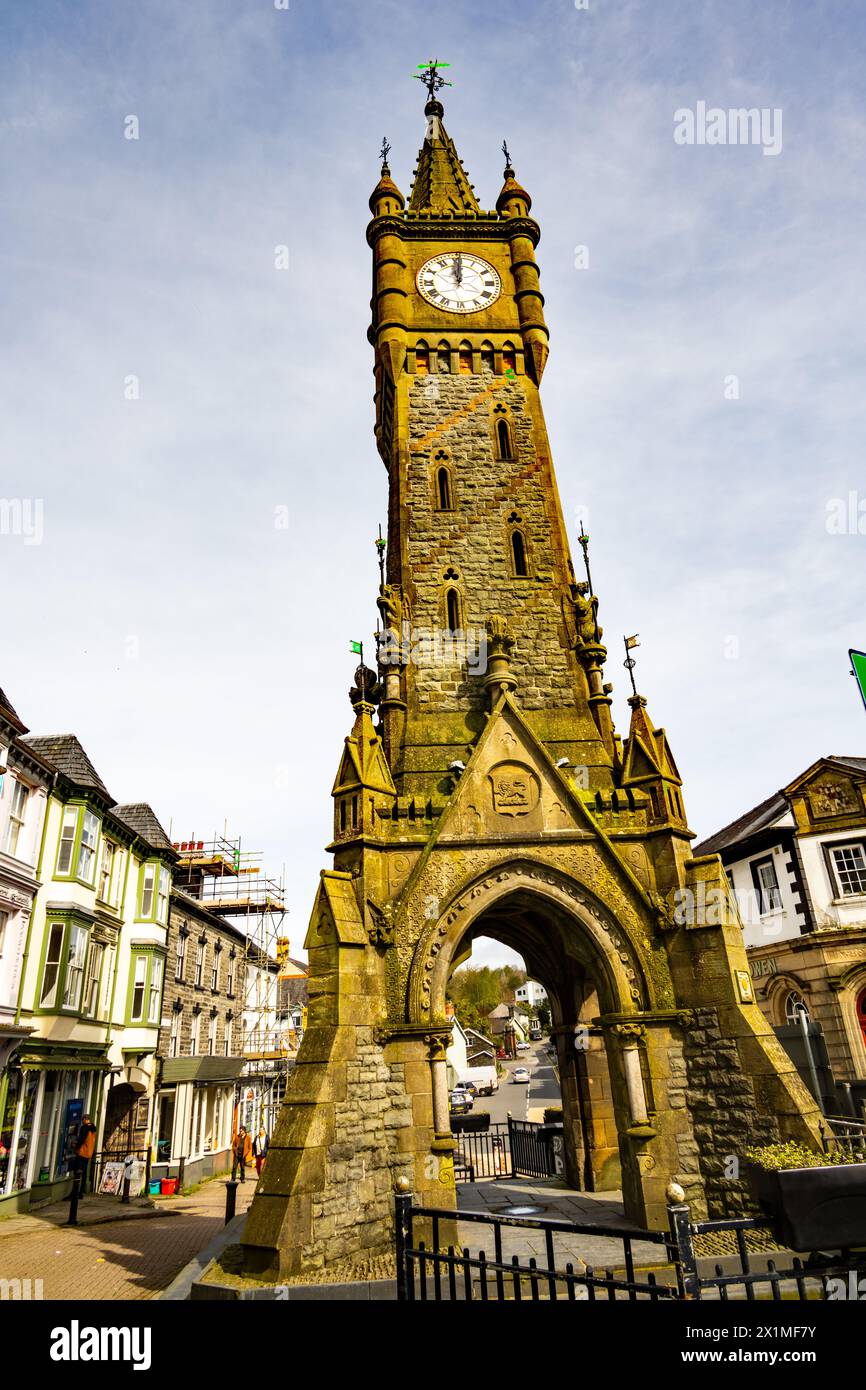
[416,252,501,313]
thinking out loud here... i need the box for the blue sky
[2,0,864,967]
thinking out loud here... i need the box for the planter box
[748,1161,866,1252]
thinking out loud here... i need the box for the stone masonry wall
[405,370,578,712]
[679,1007,779,1217]
[303,1029,413,1269]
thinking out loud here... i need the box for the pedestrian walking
[252,1127,269,1176]
[231,1126,252,1182]
[72,1115,97,1194]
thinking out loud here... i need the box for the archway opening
[440,889,631,1198]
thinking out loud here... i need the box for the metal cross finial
[379,137,391,169]
[502,139,513,169]
[414,59,452,101]
[375,523,386,587]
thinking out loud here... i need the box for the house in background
[515,979,548,1012]
[487,1003,530,1057]
[464,1027,497,1069]
[152,888,248,1187]
[0,688,51,1080]
[694,756,866,1115]
[0,721,174,1212]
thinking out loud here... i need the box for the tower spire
[407,63,479,214]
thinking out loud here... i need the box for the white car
[516,1041,530,1052]
[511,1067,531,1083]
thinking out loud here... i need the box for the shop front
[152,1055,246,1188]
[0,1040,110,1213]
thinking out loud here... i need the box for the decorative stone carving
[809,780,858,817]
[489,762,540,817]
[367,899,395,948]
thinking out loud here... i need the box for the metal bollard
[224,1179,239,1224]
[65,1170,82,1226]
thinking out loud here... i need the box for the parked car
[449,1091,473,1115]
[511,1067,531,1083]
[452,1082,476,1103]
[516,1041,530,1052]
[529,1029,543,1041]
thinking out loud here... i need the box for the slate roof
[0,687,21,721]
[111,802,174,853]
[693,755,866,857]
[21,734,111,798]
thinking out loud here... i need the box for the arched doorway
[410,864,660,1226]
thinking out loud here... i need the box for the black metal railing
[395,1185,866,1302]
[821,1115,866,1158]
[450,1117,554,1183]
[395,1189,679,1301]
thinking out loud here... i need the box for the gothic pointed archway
[407,861,682,1229]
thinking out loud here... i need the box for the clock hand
[453,253,463,285]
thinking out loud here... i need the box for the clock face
[416,253,501,314]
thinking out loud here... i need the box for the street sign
[850,649,866,712]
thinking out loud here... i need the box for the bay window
[40,922,65,1008]
[3,778,29,856]
[130,955,147,1022]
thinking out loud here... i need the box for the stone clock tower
[240,74,822,1281]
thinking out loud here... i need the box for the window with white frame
[130,955,148,1022]
[41,923,65,1007]
[175,929,188,982]
[830,843,866,897]
[148,956,164,1024]
[785,990,810,1024]
[189,1010,201,1055]
[56,806,78,875]
[194,937,206,988]
[169,1008,182,1057]
[751,856,782,914]
[0,908,8,958]
[83,941,104,1017]
[224,1015,233,1056]
[102,946,115,1017]
[207,1012,217,1055]
[77,811,99,884]
[3,778,29,856]
[98,839,117,902]
[156,865,169,923]
[211,945,221,992]
[62,925,88,1011]
[226,951,235,995]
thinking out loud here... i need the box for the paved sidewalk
[457,1178,670,1271]
[0,1176,255,1300]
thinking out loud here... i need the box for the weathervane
[379,137,391,170]
[623,635,641,697]
[502,139,513,170]
[414,59,452,100]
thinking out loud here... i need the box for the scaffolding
[170,832,303,1133]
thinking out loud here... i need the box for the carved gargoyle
[367,898,395,948]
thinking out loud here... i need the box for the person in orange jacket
[231,1126,252,1182]
[73,1115,97,1193]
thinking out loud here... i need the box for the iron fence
[821,1115,866,1158]
[395,1187,866,1302]
[451,1117,554,1182]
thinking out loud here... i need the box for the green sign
[851,649,866,712]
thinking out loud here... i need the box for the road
[467,1039,560,1124]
